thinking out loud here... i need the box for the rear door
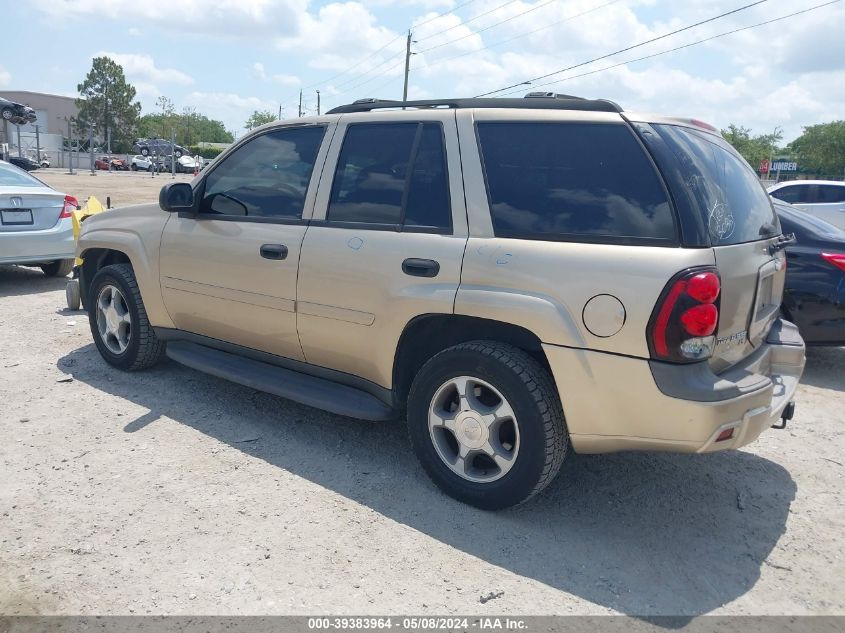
[296,111,467,388]
[650,124,784,371]
[812,184,845,230]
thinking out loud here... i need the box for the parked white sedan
[0,160,78,276]
[768,180,845,230]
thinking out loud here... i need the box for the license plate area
[1,209,34,225]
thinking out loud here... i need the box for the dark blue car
[775,199,845,346]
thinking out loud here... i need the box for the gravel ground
[0,180,843,616]
[34,168,194,208]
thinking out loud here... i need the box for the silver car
[0,160,77,276]
[768,179,845,230]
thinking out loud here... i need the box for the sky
[0,0,842,142]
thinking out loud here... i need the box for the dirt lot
[0,172,843,616]
[35,168,195,208]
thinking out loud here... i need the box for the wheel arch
[392,314,553,407]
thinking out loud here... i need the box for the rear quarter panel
[454,109,715,357]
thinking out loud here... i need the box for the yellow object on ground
[72,196,106,266]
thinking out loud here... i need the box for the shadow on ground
[801,346,845,391]
[0,265,68,298]
[59,343,797,619]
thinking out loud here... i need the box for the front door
[296,112,468,388]
[160,123,332,361]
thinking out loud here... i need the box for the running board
[165,341,396,421]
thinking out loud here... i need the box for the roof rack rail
[326,96,622,115]
[524,91,585,100]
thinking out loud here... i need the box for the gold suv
[77,95,805,509]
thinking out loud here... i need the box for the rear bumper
[0,218,74,264]
[544,319,805,454]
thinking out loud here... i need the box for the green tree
[76,56,141,153]
[138,107,233,146]
[721,124,783,171]
[788,121,845,177]
[245,109,277,131]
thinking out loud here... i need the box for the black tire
[40,259,74,277]
[407,341,567,510]
[130,163,137,171]
[87,263,165,371]
[1,107,12,121]
[140,147,149,156]
[174,149,183,158]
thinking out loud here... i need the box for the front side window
[476,122,675,244]
[199,126,325,219]
[771,184,813,204]
[328,122,451,231]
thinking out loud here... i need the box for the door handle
[260,244,288,260]
[402,258,440,278]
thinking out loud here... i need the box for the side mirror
[159,182,194,212]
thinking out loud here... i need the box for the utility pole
[298,90,303,118]
[171,128,176,179]
[316,90,321,116]
[15,124,22,158]
[278,104,282,120]
[89,126,95,174]
[65,117,75,175]
[34,125,41,164]
[403,29,412,102]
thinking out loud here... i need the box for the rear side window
[476,122,675,244]
[771,184,813,204]
[817,184,845,203]
[328,122,451,232]
[653,125,779,245]
[200,126,325,220]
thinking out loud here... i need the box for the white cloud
[0,65,10,87]
[95,52,194,86]
[32,0,305,39]
[252,62,267,80]
[183,91,278,136]
[128,27,142,37]
[272,73,301,86]
[275,2,400,71]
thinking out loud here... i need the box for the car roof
[326,94,622,114]
[768,179,845,190]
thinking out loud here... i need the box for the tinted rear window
[653,125,779,245]
[817,184,845,203]
[476,122,676,244]
[771,184,813,204]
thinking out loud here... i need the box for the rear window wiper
[769,233,797,255]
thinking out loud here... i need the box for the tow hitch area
[772,401,796,429]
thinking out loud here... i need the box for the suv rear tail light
[821,252,845,272]
[59,195,79,219]
[648,268,721,363]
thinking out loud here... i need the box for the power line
[412,0,622,71]
[415,0,522,43]
[277,0,484,110]
[330,49,407,92]
[497,0,841,96]
[417,0,559,54]
[475,0,770,97]
[414,0,483,28]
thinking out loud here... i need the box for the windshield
[0,161,48,187]
[653,125,780,245]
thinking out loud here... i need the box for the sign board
[771,160,798,172]
[759,159,770,173]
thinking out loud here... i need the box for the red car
[94,156,128,171]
